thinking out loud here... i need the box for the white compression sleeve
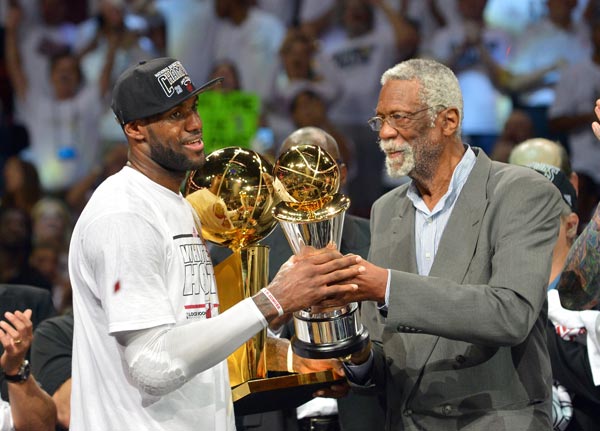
[116,297,266,396]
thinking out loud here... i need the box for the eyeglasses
[367,105,445,132]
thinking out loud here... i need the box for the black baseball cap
[527,162,578,212]
[111,57,223,125]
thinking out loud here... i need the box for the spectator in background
[75,0,156,143]
[31,309,73,431]
[0,207,52,293]
[1,156,42,215]
[29,242,71,313]
[548,19,600,227]
[508,137,578,193]
[490,109,535,163]
[319,0,418,218]
[3,0,79,101]
[507,0,590,141]
[4,1,116,196]
[198,61,264,156]
[65,143,128,215]
[30,198,72,291]
[509,140,579,290]
[424,0,512,155]
[556,98,600,312]
[213,0,285,103]
[267,28,341,150]
[0,309,56,431]
[289,89,355,191]
[154,0,217,85]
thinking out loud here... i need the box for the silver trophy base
[291,302,370,359]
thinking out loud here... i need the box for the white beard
[379,138,415,178]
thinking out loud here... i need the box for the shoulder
[488,160,556,194]
[35,312,74,340]
[372,182,410,212]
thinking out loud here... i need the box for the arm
[98,32,118,98]
[373,0,419,59]
[115,249,363,396]
[558,203,600,310]
[52,379,71,430]
[0,310,56,431]
[336,172,562,346]
[4,2,27,100]
[85,213,363,396]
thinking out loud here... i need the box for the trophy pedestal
[233,370,343,416]
[291,331,370,360]
[292,302,370,359]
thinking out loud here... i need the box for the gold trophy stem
[238,245,269,382]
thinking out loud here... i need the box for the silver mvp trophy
[272,138,369,359]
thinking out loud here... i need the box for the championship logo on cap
[155,61,192,97]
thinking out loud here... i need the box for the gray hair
[381,58,463,133]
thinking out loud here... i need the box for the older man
[336,58,563,430]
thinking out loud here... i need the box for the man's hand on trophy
[314,257,388,307]
[252,248,365,321]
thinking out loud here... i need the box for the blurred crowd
[1,1,600,430]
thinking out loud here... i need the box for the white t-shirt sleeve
[117,298,266,396]
[0,400,14,431]
[82,211,176,333]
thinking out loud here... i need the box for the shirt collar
[407,145,476,216]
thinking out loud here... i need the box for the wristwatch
[3,360,30,383]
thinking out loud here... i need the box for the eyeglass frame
[367,105,446,132]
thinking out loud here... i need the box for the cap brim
[193,76,224,96]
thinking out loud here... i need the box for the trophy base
[291,330,370,359]
[232,370,343,416]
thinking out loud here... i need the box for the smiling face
[376,80,444,180]
[140,96,205,173]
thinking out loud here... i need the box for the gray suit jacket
[359,149,562,430]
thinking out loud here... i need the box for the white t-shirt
[69,167,237,431]
[320,22,397,125]
[214,8,285,101]
[507,19,590,107]
[548,59,600,183]
[426,24,513,135]
[19,85,104,193]
[0,401,13,431]
[155,0,217,85]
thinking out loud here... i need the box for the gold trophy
[184,146,339,415]
[273,143,370,359]
[185,147,276,386]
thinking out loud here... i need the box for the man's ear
[123,120,146,141]
[565,212,579,243]
[441,108,459,136]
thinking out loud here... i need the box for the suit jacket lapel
[390,188,418,274]
[428,150,491,282]
[406,150,492,396]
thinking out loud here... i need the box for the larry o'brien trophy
[272,143,370,359]
[184,147,341,415]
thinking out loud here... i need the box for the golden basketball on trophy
[272,140,370,360]
[185,146,278,250]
